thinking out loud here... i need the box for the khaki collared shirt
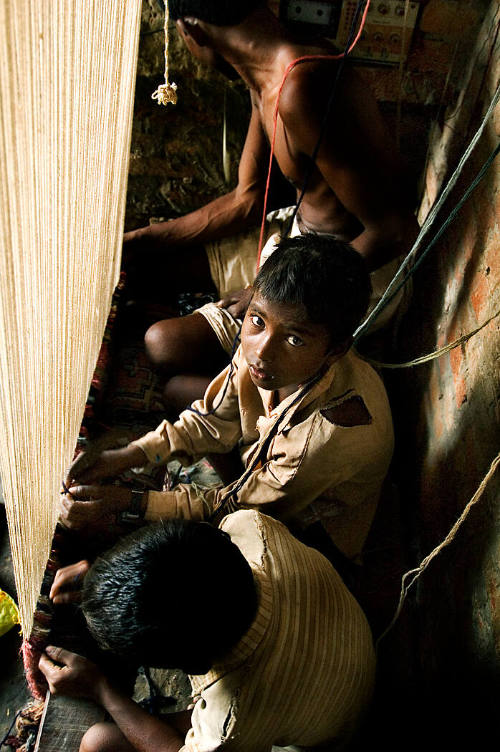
[133,347,393,560]
[181,511,375,752]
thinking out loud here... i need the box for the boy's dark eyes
[286,334,304,347]
[249,314,264,328]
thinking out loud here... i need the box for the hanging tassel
[152,1,178,106]
[152,81,178,106]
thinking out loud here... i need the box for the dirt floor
[0,499,32,743]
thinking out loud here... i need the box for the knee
[145,314,219,374]
[79,722,121,752]
[162,374,212,417]
[144,319,180,370]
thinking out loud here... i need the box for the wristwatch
[120,489,146,524]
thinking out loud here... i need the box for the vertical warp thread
[0,0,142,638]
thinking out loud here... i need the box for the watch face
[120,511,142,525]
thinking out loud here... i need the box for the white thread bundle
[0,0,142,636]
[151,1,178,106]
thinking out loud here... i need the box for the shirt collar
[189,564,273,694]
[255,355,343,429]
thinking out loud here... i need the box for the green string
[354,81,500,342]
[354,139,500,344]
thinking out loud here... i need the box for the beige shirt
[181,510,376,752]
[133,347,393,561]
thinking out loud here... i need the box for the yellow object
[0,589,20,637]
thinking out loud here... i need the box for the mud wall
[377,1,499,747]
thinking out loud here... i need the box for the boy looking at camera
[62,234,394,574]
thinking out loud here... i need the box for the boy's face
[241,292,337,399]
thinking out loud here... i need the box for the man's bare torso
[252,46,409,244]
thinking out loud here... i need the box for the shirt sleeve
[131,352,243,467]
[143,408,380,525]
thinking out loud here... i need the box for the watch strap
[120,489,146,524]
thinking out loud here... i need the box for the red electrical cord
[256,0,371,269]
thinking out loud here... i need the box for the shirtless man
[125,0,419,414]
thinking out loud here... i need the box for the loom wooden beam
[34,691,105,752]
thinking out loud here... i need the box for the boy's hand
[59,484,133,530]
[39,646,106,702]
[50,560,90,604]
[65,445,147,487]
[217,286,253,320]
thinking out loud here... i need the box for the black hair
[81,520,257,673]
[169,0,263,26]
[253,234,372,345]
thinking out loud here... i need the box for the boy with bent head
[61,234,394,579]
[39,514,376,751]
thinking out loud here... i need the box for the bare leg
[80,721,136,752]
[162,374,217,418]
[79,711,192,752]
[145,313,227,375]
[145,313,230,417]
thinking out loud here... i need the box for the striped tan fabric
[181,510,375,752]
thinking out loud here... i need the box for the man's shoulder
[220,509,289,543]
[220,510,269,569]
[277,54,355,121]
[220,510,312,570]
[277,62,321,123]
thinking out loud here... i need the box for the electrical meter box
[280,1,420,64]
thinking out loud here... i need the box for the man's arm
[66,352,243,487]
[39,647,184,752]
[278,67,419,271]
[125,97,269,251]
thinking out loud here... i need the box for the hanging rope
[360,308,500,370]
[152,0,178,106]
[376,450,500,650]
